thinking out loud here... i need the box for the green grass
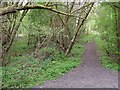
[2,39,84,88]
[95,37,119,70]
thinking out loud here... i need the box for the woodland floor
[34,41,118,88]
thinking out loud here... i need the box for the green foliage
[94,4,119,56]
[2,56,42,88]
[2,42,84,88]
[0,67,2,83]
[95,37,120,70]
[80,34,96,44]
[40,47,56,54]
[42,58,79,80]
[28,9,51,26]
[12,38,31,53]
[41,43,84,80]
[101,56,119,70]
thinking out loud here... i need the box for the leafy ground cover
[2,38,84,88]
[95,37,119,70]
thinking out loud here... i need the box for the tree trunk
[34,38,46,57]
[4,10,28,56]
[65,3,94,55]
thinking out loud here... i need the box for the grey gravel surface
[35,41,118,88]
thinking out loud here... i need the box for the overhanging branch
[0,4,74,16]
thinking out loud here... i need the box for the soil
[34,41,118,88]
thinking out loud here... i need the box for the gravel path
[35,41,118,88]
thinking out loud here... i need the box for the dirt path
[35,41,118,88]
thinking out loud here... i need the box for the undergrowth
[0,67,2,88]
[12,38,30,52]
[2,40,84,88]
[95,37,119,70]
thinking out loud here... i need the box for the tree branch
[65,3,94,55]
[0,4,74,16]
[71,3,93,14]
